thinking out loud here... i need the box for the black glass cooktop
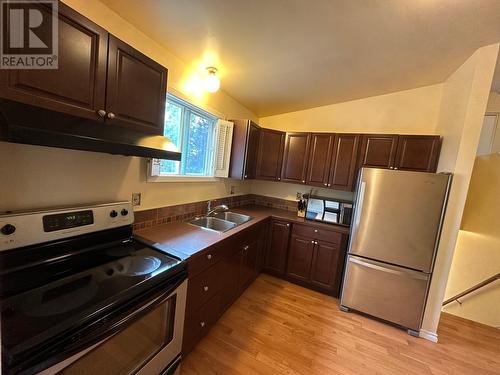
[1,237,182,359]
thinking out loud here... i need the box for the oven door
[38,280,187,375]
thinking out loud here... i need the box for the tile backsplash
[133,194,297,231]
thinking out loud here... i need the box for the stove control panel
[0,202,134,251]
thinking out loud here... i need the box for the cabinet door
[286,235,314,282]
[240,240,259,290]
[256,129,285,181]
[395,135,441,172]
[106,35,167,134]
[306,133,334,187]
[281,133,311,184]
[219,248,243,312]
[244,122,261,179]
[329,134,360,190]
[359,134,398,169]
[0,3,108,121]
[264,220,291,276]
[310,240,342,293]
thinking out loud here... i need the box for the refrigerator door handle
[353,181,366,228]
[349,256,428,280]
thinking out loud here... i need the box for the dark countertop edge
[135,205,350,260]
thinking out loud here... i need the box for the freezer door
[340,255,430,331]
[350,168,451,272]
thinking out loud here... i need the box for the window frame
[147,93,221,183]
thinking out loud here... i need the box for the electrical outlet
[296,192,302,200]
[132,193,141,206]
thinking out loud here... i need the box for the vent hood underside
[0,100,181,160]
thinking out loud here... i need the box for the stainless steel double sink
[188,212,252,233]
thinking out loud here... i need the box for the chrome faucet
[206,200,229,217]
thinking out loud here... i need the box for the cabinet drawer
[188,245,223,277]
[187,263,221,312]
[183,293,221,354]
[292,224,342,244]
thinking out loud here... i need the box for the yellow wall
[442,155,500,327]
[259,84,443,134]
[486,91,500,112]
[420,44,499,339]
[0,0,257,212]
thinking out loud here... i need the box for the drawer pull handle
[314,229,318,233]
[311,240,315,244]
[203,286,209,292]
[200,321,205,328]
[243,245,249,250]
[206,254,212,260]
[286,223,290,227]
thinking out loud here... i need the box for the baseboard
[419,329,438,343]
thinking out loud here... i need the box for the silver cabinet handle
[324,183,328,186]
[315,241,318,245]
[97,109,106,118]
[327,183,331,187]
[314,229,318,233]
[311,240,315,243]
[243,245,249,250]
[107,112,116,119]
[206,254,212,260]
[277,177,281,181]
[203,286,209,292]
[244,175,248,178]
[200,321,205,328]
[286,223,290,227]
[394,167,398,170]
[302,180,305,183]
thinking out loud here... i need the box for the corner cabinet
[264,219,291,276]
[0,3,168,135]
[228,120,260,179]
[256,128,285,181]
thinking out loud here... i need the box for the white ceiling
[101,0,500,116]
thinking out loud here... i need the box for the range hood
[0,100,181,160]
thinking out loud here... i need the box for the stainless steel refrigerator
[340,168,452,335]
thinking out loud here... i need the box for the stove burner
[117,255,162,276]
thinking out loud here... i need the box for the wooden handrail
[442,273,500,306]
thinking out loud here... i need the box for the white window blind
[214,119,234,177]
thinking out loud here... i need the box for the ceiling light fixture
[204,67,220,93]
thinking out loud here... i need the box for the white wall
[420,43,499,340]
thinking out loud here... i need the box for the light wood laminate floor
[181,274,500,375]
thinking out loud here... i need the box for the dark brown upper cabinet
[306,133,334,187]
[281,133,311,184]
[0,3,168,136]
[359,134,441,172]
[106,35,167,135]
[228,120,261,179]
[395,135,441,172]
[358,134,399,169]
[329,134,360,190]
[256,128,285,181]
[0,3,108,121]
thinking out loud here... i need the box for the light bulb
[204,67,220,93]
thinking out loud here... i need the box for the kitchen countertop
[135,204,350,260]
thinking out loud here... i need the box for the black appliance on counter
[0,202,187,375]
[305,195,353,227]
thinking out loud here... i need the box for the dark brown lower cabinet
[264,220,291,276]
[285,224,347,295]
[183,222,267,355]
[286,235,314,282]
